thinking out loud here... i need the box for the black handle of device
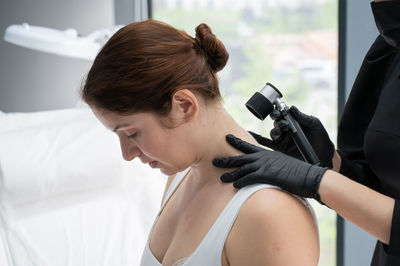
[283,112,320,165]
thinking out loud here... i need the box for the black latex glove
[249,106,335,168]
[213,134,328,203]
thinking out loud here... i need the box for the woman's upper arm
[225,188,319,266]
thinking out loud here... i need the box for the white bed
[0,107,166,266]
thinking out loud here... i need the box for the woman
[214,0,400,265]
[81,20,319,265]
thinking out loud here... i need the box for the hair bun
[195,23,229,72]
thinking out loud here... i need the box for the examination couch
[0,107,166,266]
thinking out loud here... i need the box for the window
[153,1,338,265]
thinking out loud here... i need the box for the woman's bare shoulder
[239,187,316,220]
[225,187,319,266]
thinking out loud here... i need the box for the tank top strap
[140,168,191,266]
[184,183,279,265]
[205,183,278,246]
[161,168,190,208]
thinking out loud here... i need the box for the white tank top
[140,168,317,266]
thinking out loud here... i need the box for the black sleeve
[372,0,400,48]
[337,1,400,189]
[382,200,400,265]
[337,150,372,186]
[336,34,394,188]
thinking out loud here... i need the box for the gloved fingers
[248,131,276,149]
[269,109,282,121]
[274,119,290,131]
[233,173,268,189]
[270,127,283,141]
[213,153,257,168]
[220,163,258,183]
[289,106,320,129]
[226,134,264,154]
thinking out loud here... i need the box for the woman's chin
[159,168,177,176]
[153,163,188,176]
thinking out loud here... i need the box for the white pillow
[0,108,91,134]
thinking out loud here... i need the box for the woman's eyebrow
[113,124,130,132]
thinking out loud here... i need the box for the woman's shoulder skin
[224,187,320,266]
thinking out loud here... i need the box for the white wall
[0,0,114,112]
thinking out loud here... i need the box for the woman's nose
[119,137,142,161]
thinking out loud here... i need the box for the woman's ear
[170,89,198,123]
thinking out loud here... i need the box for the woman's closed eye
[128,132,138,139]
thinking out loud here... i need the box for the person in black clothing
[213,0,400,265]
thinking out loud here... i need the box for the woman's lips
[149,161,158,168]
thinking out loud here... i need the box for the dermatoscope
[246,82,320,165]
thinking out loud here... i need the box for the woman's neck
[187,102,259,188]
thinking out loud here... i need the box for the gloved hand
[249,106,335,168]
[213,134,328,203]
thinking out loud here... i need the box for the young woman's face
[92,108,194,176]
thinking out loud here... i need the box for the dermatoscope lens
[245,82,283,120]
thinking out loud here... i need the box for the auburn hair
[81,19,229,116]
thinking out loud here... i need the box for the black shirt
[337,1,400,265]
